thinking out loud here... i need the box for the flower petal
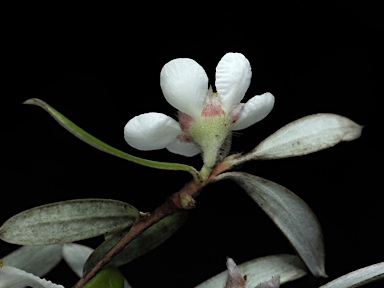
[124,113,182,150]
[232,92,275,130]
[2,244,63,277]
[62,243,93,278]
[166,139,201,157]
[0,266,64,288]
[160,58,208,118]
[215,53,252,112]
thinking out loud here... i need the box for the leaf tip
[345,123,364,142]
[312,266,328,278]
[319,270,329,278]
[23,98,48,111]
[23,98,39,105]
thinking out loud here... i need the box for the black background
[4,1,383,287]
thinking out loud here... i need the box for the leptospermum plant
[1,53,383,288]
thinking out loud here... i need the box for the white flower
[124,53,274,171]
[0,244,131,288]
[0,266,65,288]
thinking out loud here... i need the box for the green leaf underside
[217,172,326,277]
[84,265,124,288]
[84,212,188,275]
[195,254,307,288]
[0,199,139,245]
[319,262,384,288]
[24,98,200,182]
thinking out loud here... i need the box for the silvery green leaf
[0,266,64,288]
[319,262,384,288]
[0,199,139,245]
[217,172,326,277]
[235,113,362,163]
[84,211,187,275]
[2,244,62,277]
[195,254,306,288]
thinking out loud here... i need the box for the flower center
[188,114,232,176]
[200,86,225,117]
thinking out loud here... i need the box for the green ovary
[188,116,232,170]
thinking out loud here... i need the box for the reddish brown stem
[73,161,230,288]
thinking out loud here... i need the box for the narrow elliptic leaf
[0,199,139,245]
[84,265,124,288]
[2,245,62,277]
[217,172,326,277]
[235,113,362,163]
[319,262,384,288]
[84,211,187,275]
[195,254,306,288]
[0,266,64,288]
[23,98,200,183]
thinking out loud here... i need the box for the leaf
[0,199,139,245]
[2,245,62,277]
[84,265,124,288]
[23,98,200,182]
[83,211,187,275]
[195,254,306,288]
[235,113,362,163]
[217,172,326,277]
[0,266,64,288]
[319,262,384,288]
